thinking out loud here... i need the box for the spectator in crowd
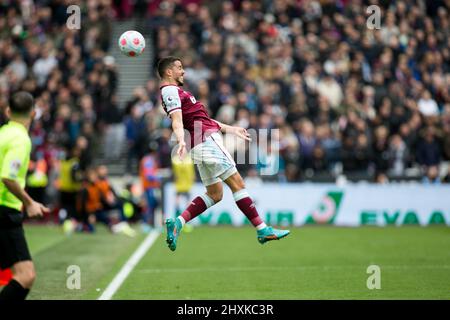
[388,134,410,176]
[26,152,49,206]
[103,94,124,160]
[155,128,173,169]
[296,120,316,170]
[76,168,104,233]
[342,133,372,173]
[95,165,119,215]
[375,170,390,184]
[76,167,135,235]
[172,153,196,233]
[418,90,440,117]
[139,143,161,231]
[372,126,391,176]
[118,182,143,223]
[422,165,441,185]
[125,105,147,173]
[58,147,83,224]
[416,126,441,173]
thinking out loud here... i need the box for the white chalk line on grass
[137,265,450,274]
[98,230,160,300]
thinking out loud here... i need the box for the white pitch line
[98,230,160,300]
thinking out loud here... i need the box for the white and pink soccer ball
[118,30,145,57]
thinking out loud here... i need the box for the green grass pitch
[22,224,450,300]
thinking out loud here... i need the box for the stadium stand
[146,0,450,183]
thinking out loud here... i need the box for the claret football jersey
[160,85,220,148]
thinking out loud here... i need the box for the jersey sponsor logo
[166,95,179,108]
[9,159,22,178]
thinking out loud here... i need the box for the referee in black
[0,92,49,300]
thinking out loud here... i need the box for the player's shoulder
[0,126,30,150]
[160,84,181,95]
[1,122,26,139]
[15,130,31,150]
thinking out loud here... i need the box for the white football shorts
[190,132,237,186]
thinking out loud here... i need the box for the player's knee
[207,191,223,203]
[235,176,246,190]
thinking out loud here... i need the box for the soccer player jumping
[158,57,290,251]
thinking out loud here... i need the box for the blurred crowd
[0,0,131,229]
[0,0,119,174]
[124,0,450,184]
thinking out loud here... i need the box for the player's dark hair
[157,56,181,78]
[9,91,34,115]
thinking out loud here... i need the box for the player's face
[171,61,185,86]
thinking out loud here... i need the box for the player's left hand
[232,127,252,141]
[177,140,187,159]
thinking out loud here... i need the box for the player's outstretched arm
[213,120,252,141]
[170,111,187,159]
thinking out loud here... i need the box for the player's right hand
[177,141,187,159]
[26,201,50,218]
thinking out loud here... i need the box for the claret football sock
[180,194,215,223]
[233,189,265,228]
[177,215,186,227]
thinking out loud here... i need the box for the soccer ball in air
[118,30,145,57]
